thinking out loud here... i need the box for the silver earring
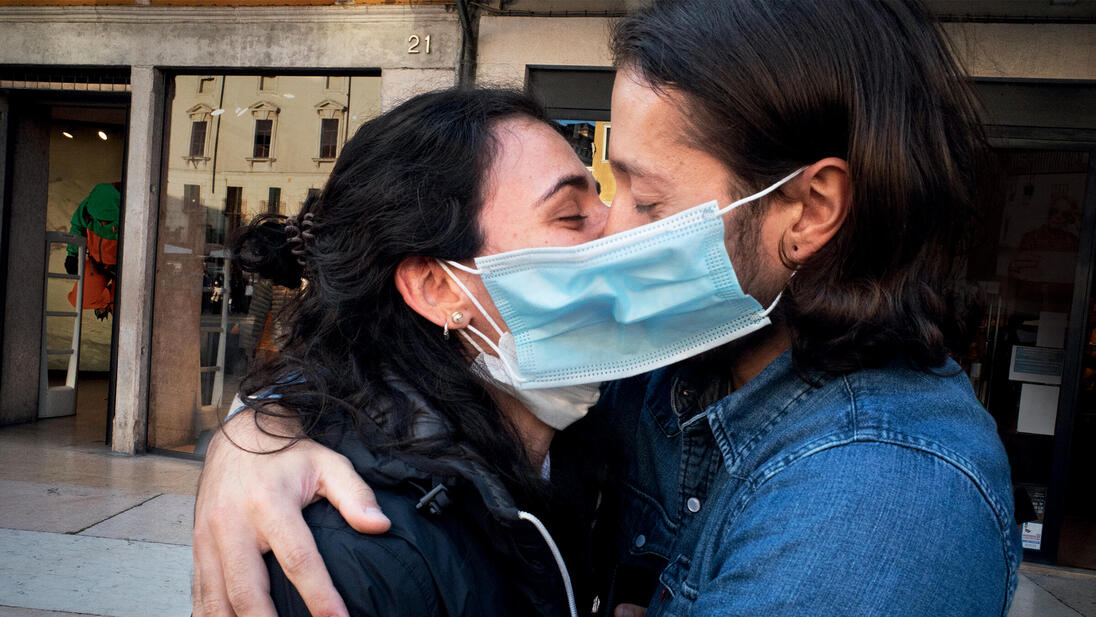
[443,319,450,340]
[451,311,464,324]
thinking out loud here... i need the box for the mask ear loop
[457,324,528,385]
[436,259,528,384]
[436,260,505,338]
[716,167,806,216]
[760,270,798,318]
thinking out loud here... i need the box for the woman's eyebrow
[537,174,591,206]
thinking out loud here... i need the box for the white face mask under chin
[436,261,601,431]
[468,330,601,431]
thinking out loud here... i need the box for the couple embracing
[194,1,1021,616]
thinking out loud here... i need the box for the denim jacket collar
[703,350,828,475]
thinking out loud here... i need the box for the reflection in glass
[958,150,1089,554]
[148,74,381,454]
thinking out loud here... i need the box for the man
[193,1,1020,615]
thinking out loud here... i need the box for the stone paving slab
[1009,573,1085,617]
[1020,564,1096,617]
[0,481,157,535]
[0,606,110,616]
[0,529,190,617]
[79,493,195,547]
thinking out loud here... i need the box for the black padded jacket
[265,388,578,617]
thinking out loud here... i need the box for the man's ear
[783,157,851,263]
[394,256,467,328]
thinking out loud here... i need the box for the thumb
[315,450,392,534]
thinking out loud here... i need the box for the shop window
[527,67,615,202]
[957,148,1091,559]
[149,73,382,456]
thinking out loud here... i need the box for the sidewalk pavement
[1,414,1095,616]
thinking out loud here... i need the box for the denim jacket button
[634,534,646,548]
[686,497,702,513]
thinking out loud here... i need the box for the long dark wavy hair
[612,0,988,374]
[231,88,550,503]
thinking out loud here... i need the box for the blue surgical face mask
[442,167,804,390]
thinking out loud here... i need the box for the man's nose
[602,198,638,237]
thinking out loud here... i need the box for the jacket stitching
[722,436,1017,612]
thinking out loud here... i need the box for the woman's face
[454,115,608,338]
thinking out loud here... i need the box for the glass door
[961,149,1090,560]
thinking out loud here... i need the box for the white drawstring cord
[518,510,578,617]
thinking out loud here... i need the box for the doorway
[43,105,127,445]
[0,80,129,449]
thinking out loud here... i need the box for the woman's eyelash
[558,215,588,222]
[635,203,658,213]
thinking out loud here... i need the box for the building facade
[0,0,1095,568]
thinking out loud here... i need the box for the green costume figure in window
[65,182,120,320]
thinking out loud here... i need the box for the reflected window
[267,187,281,215]
[189,120,207,158]
[149,73,382,456]
[253,119,273,159]
[319,118,339,159]
[260,76,277,92]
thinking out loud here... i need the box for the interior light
[61,131,74,139]
[97,130,108,141]
[211,109,225,116]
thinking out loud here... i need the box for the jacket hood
[81,183,121,223]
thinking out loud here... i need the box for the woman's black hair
[612,0,989,374]
[232,87,551,503]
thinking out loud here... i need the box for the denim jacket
[594,351,1022,616]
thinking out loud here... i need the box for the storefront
[0,2,461,453]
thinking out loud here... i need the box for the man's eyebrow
[538,173,590,205]
[610,158,661,181]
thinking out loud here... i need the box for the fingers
[262,503,349,617]
[614,604,648,617]
[193,525,235,617]
[316,450,391,534]
[212,518,279,617]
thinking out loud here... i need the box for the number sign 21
[408,35,432,54]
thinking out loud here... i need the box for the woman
[229,88,607,617]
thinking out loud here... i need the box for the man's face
[605,67,788,304]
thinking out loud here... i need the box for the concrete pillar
[0,103,50,425]
[112,66,164,454]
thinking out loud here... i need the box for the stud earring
[451,311,464,324]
